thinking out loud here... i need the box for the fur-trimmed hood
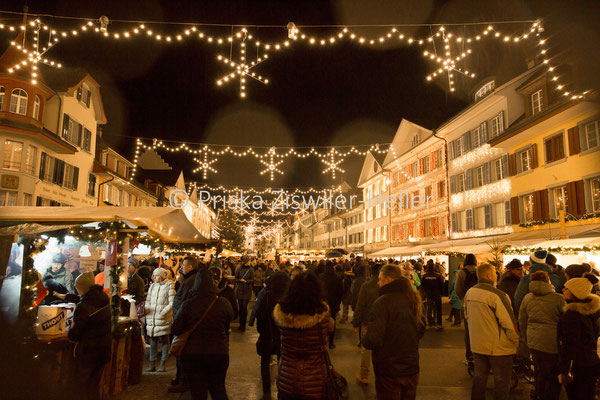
[564,294,600,315]
[273,302,330,329]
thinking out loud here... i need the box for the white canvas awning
[0,206,210,243]
[370,246,413,257]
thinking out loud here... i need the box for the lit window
[3,140,23,170]
[531,89,543,114]
[494,158,503,180]
[24,145,37,174]
[583,121,599,151]
[518,148,532,173]
[591,177,600,212]
[553,186,568,217]
[9,89,28,115]
[0,190,17,206]
[523,194,534,223]
[33,95,40,119]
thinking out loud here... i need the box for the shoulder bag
[169,296,217,357]
[318,322,349,400]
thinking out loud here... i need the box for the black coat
[420,273,444,300]
[126,273,146,304]
[498,271,520,314]
[363,279,425,377]
[351,277,379,328]
[318,268,343,316]
[172,269,234,355]
[216,278,239,321]
[173,269,198,317]
[558,294,600,374]
[68,285,111,366]
[351,275,367,311]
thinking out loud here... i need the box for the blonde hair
[476,263,495,280]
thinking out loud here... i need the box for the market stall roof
[504,223,600,242]
[0,207,209,244]
[370,246,414,257]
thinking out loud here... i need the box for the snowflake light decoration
[260,147,284,181]
[321,148,345,179]
[193,146,218,179]
[216,28,270,98]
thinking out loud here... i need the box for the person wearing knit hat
[565,264,592,280]
[75,271,95,295]
[546,253,567,291]
[514,250,561,313]
[558,273,600,398]
[498,259,523,315]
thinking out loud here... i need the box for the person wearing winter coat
[447,272,462,325]
[318,264,343,349]
[145,268,176,372]
[273,272,335,400]
[350,263,367,313]
[69,274,111,400]
[234,259,254,332]
[338,264,353,323]
[172,268,234,400]
[208,267,239,321]
[498,259,523,316]
[250,272,291,400]
[546,253,567,291]
[455,254,479,362]
[169,256,199,393]
[253,264,266,298]
[41,253,75,304]
[518,271,565,400]
[464,263,519,400]
[420,263,444,329]
[125,257,146,305]
[351,263,382,384]
[362,265,425,400]
[514,250,561,313]
[557,273,600,399]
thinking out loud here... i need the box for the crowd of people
[46,250,600,400]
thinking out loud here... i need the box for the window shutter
[448,141,455,160]
[419,158,424,175]
[73,166,79,190]
[77,123,83,147]
[533,191,543,221]
[483,162,491,185]
[430,151,436,171]
[539,189,549,220]
[480,122,488,143]
[39,152,47,179]
[501,154,509,179]
[419,220,425,237]
[510,197,519,224]
[466,209,474,230]
[76,86,83,101]
[451,213,458,233]
[508,153,517,176]
[566,181,577,216]
[463,131,471,152]
[450,176,456,194]
[53,159,65,185]
[568,127,581,155]
[85,90,91,107]
[484,205,492,228]
[62,114,70,139]
[432,217,439,236]
[530,144,538,169]
[465,169,473,190]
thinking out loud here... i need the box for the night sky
[1,0,598,189]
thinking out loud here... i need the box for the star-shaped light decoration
[321,148,345,179]
[193,146,218,179]
[216,28,270,98]
[260,147,284,181]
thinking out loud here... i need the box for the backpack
[463,268,478,292]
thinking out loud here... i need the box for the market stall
[0,206,211,399]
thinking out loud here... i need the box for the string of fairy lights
[0,11,588,101]
[132,138,392,182]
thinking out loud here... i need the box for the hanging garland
[502,245,600,256]
[518,212,600,228]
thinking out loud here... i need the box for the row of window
[3,140,37,173]
[0,87,41,119]
[390,149,444,187]
[62,114,92,152]
[348,232,364,245]
[451,202,511,232]
[450,155,508,194]
[344,213,364,227]
[391,215,448,241]
[39,152,79,190]
[102,183,153,207]
[0,191,72,207]
[366,225,388,244]
[448,111,505,160]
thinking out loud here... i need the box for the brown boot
[146,360,156,372]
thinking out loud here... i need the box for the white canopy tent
[0,206,210,243]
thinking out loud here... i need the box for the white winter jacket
[464,279,519,356]
[145,280,176,337]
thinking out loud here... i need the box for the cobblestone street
[116,303,534,400]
